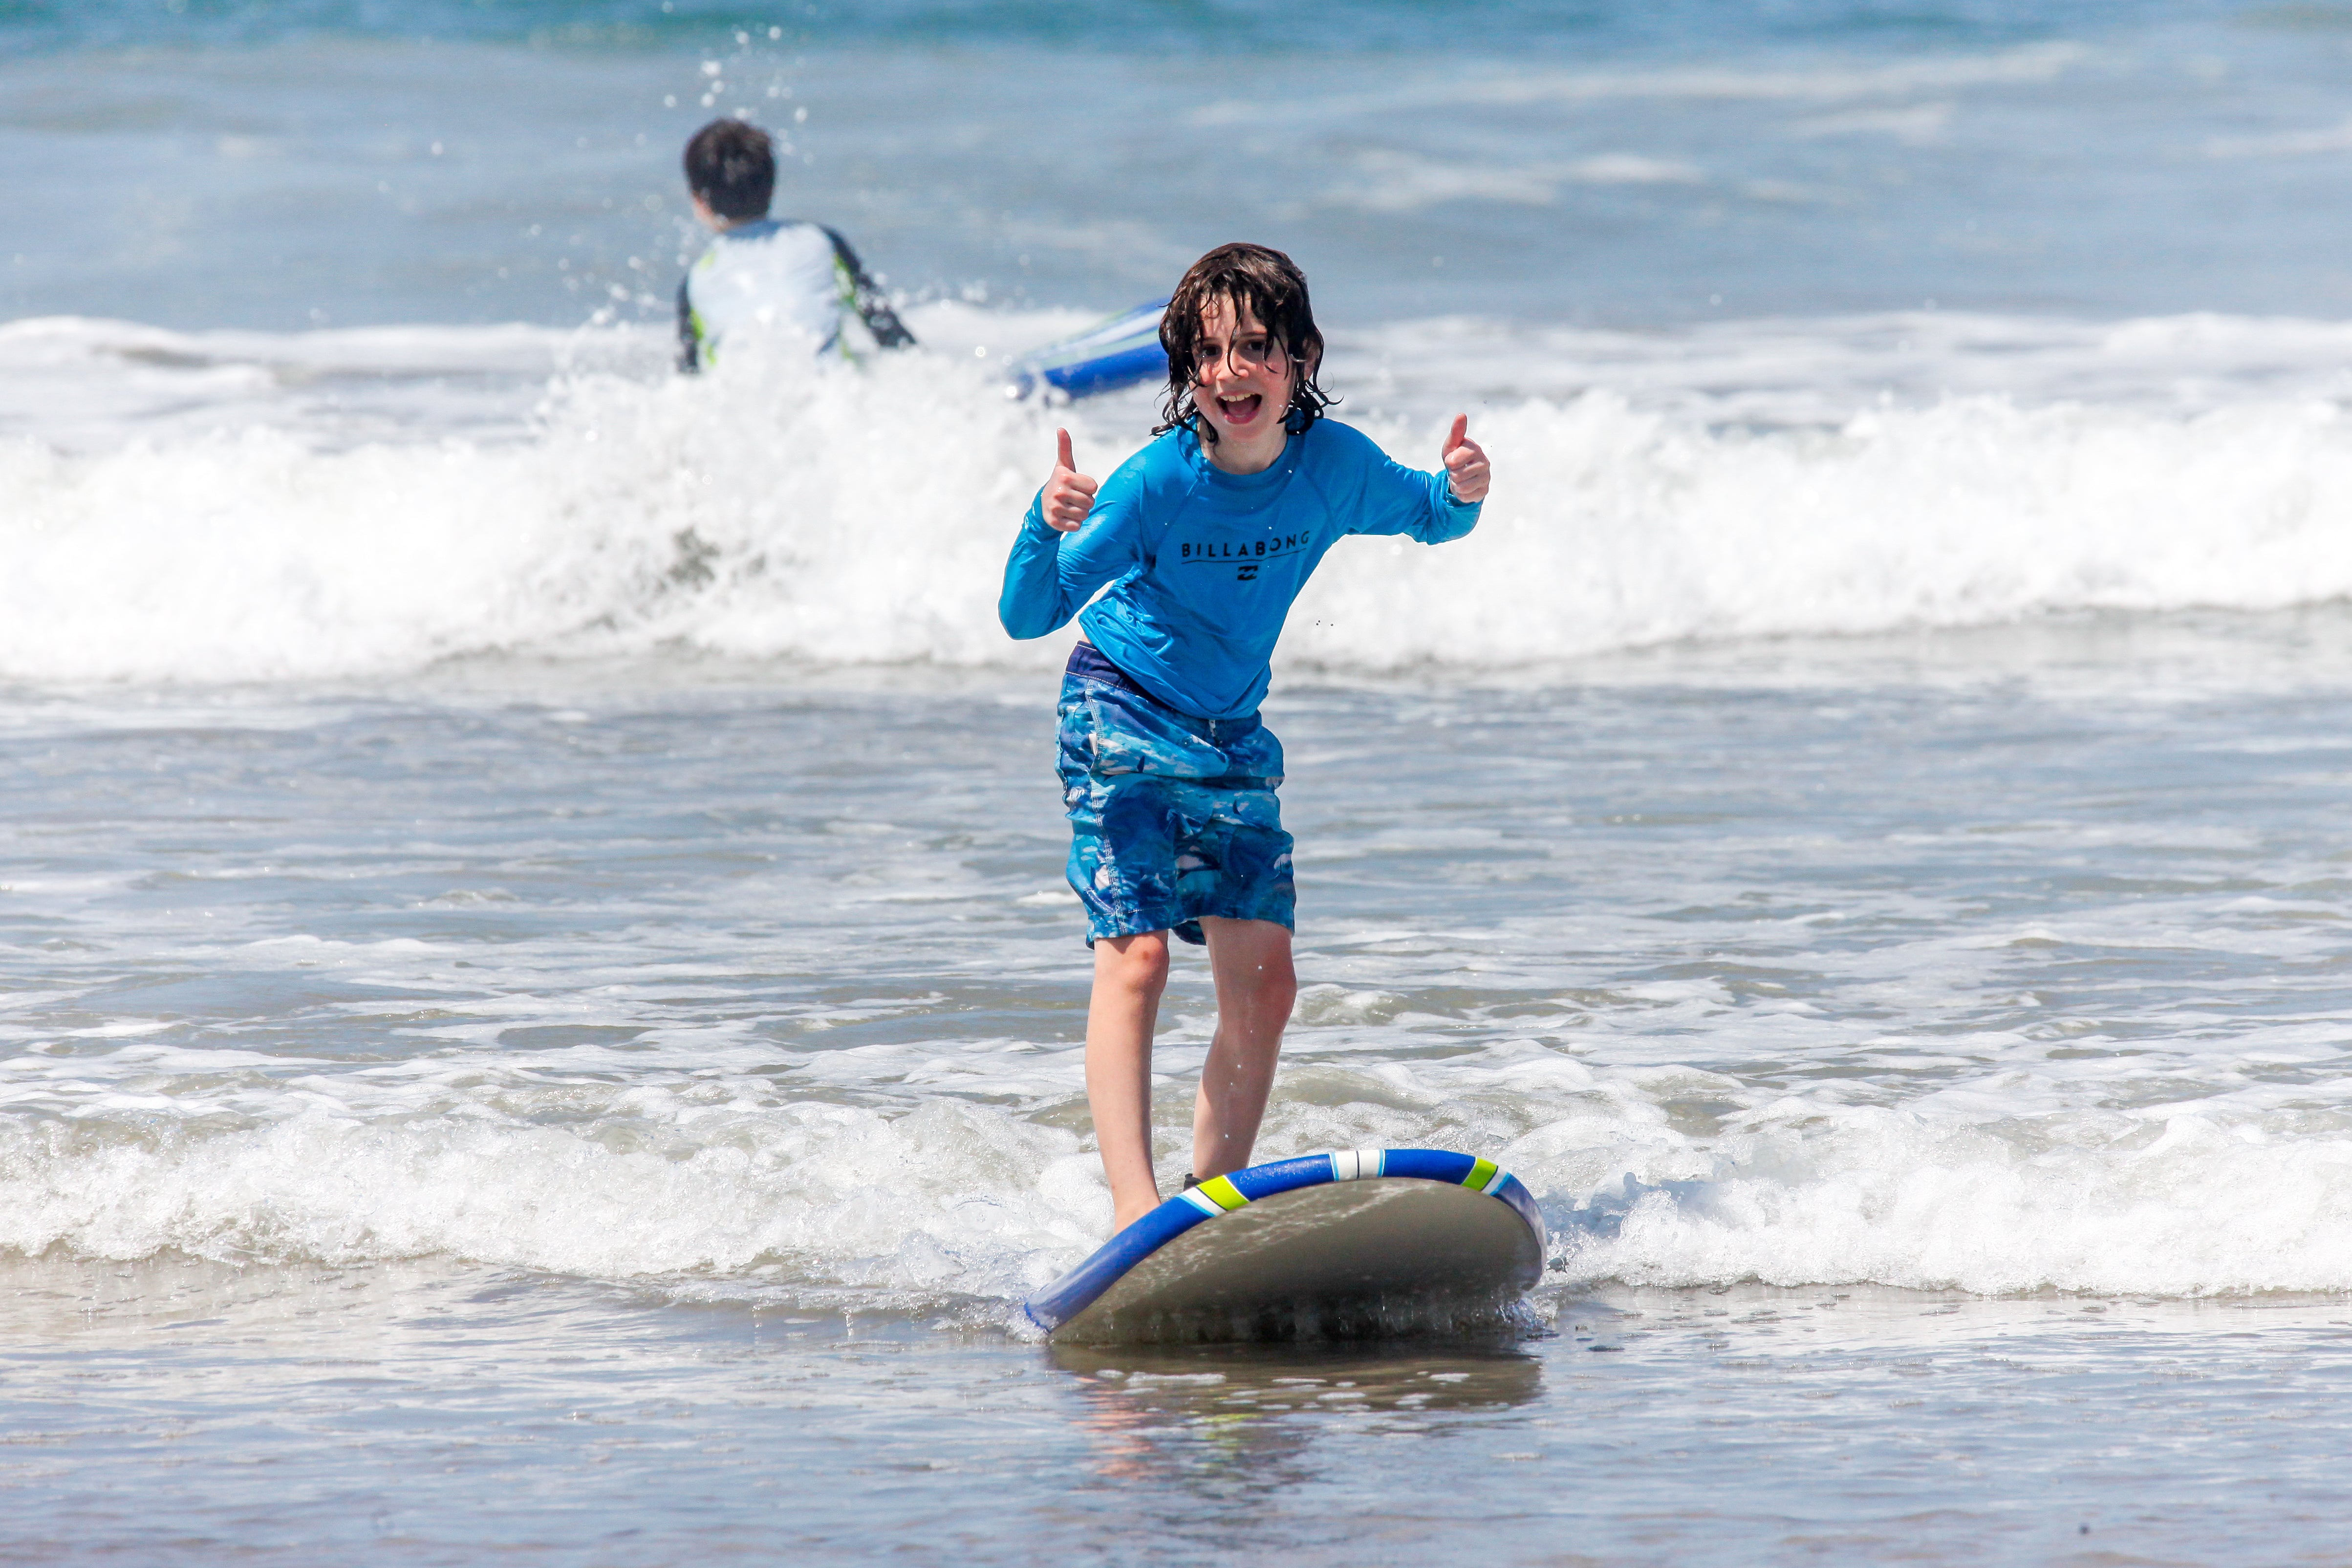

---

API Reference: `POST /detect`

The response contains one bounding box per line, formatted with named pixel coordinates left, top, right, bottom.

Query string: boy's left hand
left=1442, top=414, right=1489, bottom=503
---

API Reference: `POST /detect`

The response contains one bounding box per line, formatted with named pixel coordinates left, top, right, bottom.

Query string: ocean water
left=9, top=1, right=2352, bottom=1562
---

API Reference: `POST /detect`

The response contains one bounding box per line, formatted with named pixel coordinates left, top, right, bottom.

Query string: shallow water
left=10, top=617, right=2352, bottom=1304
left=12, top=1, right=2352, bottom=1559
left=8, top=1256, right=2352, bottom=1564
left=5, top=619, right=2352, bottom=1557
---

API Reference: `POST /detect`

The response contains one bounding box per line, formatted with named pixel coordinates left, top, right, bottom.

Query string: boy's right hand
left=1041, top=429, right=1098, bottom=533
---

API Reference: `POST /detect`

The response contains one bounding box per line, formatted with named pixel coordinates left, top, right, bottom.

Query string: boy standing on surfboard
left=998, top=243, right=1491, bottom=1230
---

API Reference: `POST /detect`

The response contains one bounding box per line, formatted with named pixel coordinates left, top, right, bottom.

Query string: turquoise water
left=3, top=1, right=2258, bottom=54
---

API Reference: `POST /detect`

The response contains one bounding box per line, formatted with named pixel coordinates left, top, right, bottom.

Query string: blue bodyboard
left=1024, top=1148, right=1548, bottom=1344
left=1003, top=299, right=1168, bottom=401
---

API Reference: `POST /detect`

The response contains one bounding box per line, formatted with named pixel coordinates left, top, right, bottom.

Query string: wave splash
left=6, top=1038, right=2349, bottom=1302
left=7, top=313, right=2352, bottom=685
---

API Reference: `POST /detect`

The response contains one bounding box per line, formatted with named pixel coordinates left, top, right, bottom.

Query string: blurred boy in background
left=676, top=117, right=914, bottom=371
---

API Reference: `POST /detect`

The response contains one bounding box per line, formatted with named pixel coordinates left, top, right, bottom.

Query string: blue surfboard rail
left=1003, top=299, right=1169, bottom=401
left=1021, top=1147, right=1547, bottom=1334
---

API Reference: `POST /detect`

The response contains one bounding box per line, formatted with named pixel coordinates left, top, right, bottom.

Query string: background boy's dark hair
left=1155, top=243, right=1334, bottom=444
left=684, top=118, right=775, bottom=221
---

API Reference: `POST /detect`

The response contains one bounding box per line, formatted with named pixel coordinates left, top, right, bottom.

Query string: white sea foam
left=5, top=1024, right=2350, bottom=1300
left=0, top=1099, right=1101, bottom=1300
left=1286, top=391, right=2352, bottom=671
left=0, top=646, right=2342, bottom=1301
left=1191, top=41, right=2090, bottom=125
left=1566, top=1114, right=2352, bottom=1298
left=10, top=308, right=2352, bottom=685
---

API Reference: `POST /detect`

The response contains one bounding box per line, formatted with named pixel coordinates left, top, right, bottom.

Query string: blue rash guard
left=997, top=419, right=1481, bottom=719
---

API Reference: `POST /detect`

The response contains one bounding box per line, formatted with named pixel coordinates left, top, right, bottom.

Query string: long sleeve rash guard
left=998, top=419, right=1481, bottom=719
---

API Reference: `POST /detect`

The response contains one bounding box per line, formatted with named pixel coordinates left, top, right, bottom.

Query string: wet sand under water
left=3, top=1253, right=2349, bottom=1564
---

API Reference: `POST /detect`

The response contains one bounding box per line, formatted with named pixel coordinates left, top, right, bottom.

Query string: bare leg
left=1087, top=931, right=1171, bottom=1230
left=1191, top=917, right=1298, bottom=1181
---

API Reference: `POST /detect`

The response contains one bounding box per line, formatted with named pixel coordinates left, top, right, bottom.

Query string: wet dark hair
left=1155, top=243, right=1333, bottom=445
left=683, top=118, right=775, bottom=222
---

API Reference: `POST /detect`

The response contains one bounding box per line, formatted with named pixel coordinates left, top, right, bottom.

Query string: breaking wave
left=7, top=309, right=2352, bottom=685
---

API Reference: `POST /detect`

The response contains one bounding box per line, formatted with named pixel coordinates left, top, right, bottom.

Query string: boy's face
left=1189, top=295, right=1299, bottom=446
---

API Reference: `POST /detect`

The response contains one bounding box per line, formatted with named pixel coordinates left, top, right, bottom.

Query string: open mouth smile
left=1216, top=392, right=1264, bottom=423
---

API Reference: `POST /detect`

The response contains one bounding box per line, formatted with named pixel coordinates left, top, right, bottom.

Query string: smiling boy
left=998, top=243, right=1491, bottom=1230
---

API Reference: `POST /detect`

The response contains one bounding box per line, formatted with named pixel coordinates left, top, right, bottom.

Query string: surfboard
left=1002, top=299, right=1168, bottom=401
left=1023, top=1148, right=1547, bottom=1345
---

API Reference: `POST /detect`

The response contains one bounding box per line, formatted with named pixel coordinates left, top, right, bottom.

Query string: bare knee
left=1234, top=949, right=1296, bottom=1032
left=1255, top=933, right=1297, bottom=1001
left=1260, top=964, right=1298, bottom=1028
left=1095, top=931, right=1171, bottom=998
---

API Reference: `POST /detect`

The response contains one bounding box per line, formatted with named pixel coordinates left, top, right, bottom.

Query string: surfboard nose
left=1022, top=1147, right=1547, bottom=1344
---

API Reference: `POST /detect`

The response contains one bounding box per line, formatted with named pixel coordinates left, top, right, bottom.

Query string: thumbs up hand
left=1441, top=414, right=1489, bottom=504
left=1042, top=428, right=1099, bottom=533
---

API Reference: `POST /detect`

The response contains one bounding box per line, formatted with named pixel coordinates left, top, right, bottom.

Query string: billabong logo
left=1236, top=563, right=1259, bottom=581
left=1181, top=530, right=1314, bottom=568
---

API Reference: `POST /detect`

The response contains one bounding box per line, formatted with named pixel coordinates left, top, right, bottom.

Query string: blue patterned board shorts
left=1057, top=642, right=1295, bottom=946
